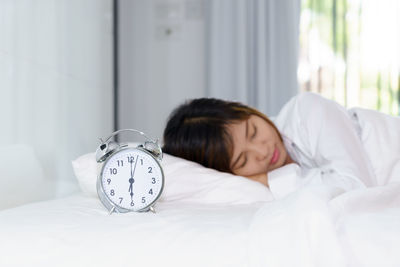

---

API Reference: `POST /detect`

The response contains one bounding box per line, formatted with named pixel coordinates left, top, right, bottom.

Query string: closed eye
left=238, top=155, right=248, bottom=169
left=233, top=151, right=248, bottom=170
left=251, top=124, right=257, bottom=140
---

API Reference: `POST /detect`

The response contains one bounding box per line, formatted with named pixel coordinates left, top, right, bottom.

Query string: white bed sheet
left=0, top=194, right=262, bottom=267
left=1, top=183, right=399, bottom=267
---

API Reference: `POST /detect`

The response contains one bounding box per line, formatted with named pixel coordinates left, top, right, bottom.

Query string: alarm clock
left=95, top=129, right=164, bottom=214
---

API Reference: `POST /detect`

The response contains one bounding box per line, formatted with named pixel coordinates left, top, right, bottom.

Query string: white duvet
left=1, top=182, right=399, bottom=267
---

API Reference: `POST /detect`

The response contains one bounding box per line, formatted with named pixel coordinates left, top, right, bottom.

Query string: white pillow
left=72, top=152, right=274, bottom=204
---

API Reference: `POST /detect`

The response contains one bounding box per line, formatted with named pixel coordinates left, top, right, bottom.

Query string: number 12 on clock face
left=99, top=148, right=164, bottom=212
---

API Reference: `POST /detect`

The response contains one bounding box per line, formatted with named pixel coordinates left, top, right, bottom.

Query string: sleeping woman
left=163, top=92, right=398, bottom=199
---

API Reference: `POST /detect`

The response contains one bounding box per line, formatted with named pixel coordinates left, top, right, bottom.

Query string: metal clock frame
left=96, top=129, right=165, bottom=214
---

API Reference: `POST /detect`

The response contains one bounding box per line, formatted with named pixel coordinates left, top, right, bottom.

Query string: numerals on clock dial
left=100, top=148, right=163, bottom=211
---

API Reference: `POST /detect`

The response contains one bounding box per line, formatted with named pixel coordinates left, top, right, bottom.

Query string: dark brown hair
left=162, top=98, right=281, bottom=173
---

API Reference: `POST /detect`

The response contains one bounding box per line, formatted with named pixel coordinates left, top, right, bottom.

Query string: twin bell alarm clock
left=95, top=129, right=164, bottom=214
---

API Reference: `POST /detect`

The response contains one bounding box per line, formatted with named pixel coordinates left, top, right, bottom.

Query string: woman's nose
left=249, top=143, right=268, bottom=160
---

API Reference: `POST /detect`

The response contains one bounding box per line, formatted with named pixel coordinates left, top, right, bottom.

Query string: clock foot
left=149, top=206, right=156, bottom=213
left=108, top=206, right=116, bottom=215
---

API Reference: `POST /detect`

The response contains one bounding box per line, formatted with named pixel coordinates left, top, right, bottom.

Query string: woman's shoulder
left=290, top=92, right=347, bottom=116
left=275, top=92, right=347, bottom=132
left=278, top=92, right=327, bottom=118
left=273, top=93, right=318, bottom=136
left=294, top=92, right=328, bottom=106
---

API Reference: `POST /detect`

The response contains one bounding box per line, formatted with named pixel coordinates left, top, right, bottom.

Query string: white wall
left=0, top=0, right=113, bottom=197
left=118, top=0, right=205, bottom=141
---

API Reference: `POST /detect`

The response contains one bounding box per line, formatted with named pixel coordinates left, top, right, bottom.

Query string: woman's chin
left=245, top=172, right=268, bottom=186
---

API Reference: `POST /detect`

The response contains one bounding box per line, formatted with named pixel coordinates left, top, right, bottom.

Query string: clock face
left=100, top=147, right=164, bottom=212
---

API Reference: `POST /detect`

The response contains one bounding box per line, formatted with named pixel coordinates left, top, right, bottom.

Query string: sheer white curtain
left=205, top=0, right=301, bottom=116
left=0, top=0, right=113, bottom=197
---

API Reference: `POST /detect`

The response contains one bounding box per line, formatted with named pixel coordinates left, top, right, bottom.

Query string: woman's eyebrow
left=251, top=123, right=257, bottom=138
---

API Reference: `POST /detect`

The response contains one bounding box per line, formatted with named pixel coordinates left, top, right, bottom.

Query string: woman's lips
left=269, top=147, right=280, bottom=165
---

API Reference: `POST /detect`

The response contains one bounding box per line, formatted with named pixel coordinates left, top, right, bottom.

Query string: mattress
left=1, top=182, right=399, bottom=267
left=0, top=193, right=261, bottom=267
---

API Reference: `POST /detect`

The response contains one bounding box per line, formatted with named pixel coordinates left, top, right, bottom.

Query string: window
left=298, top=0, right=400, bottom=115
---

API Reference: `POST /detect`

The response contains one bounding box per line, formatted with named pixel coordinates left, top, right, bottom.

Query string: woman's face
left=227, top=115, right=290, bottom=178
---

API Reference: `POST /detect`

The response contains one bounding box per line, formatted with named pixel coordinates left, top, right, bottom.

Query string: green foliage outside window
left=298, top=0, right=400, bottom=115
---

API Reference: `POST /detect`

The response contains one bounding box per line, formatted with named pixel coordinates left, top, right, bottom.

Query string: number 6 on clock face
left=98, top=147, right=164, bottom=212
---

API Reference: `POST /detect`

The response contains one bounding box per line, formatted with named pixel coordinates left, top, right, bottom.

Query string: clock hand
left=130, top=157, right=134, bottom=178
left=128, top=182, right=134, bottom=200
left=132, top=155, right=139, bottom=177
left=128, top=157, right=135, bottom=200
left=128, top=155, right=139, bottom=201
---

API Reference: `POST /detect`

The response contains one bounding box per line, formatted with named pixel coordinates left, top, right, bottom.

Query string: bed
left=1, top=150, right=400, bottom=267
left=1, top=106, right=400, bottom=267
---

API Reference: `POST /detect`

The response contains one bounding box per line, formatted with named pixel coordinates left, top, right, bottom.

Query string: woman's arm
left=298, top=93, right=376, bottom=187
left=270, top=93, right=376, bottom=199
